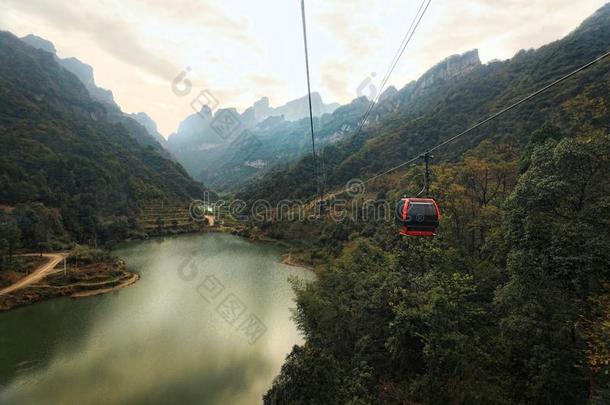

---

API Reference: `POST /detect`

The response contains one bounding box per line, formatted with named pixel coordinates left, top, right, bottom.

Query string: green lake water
left=0, top=233, right=313, bottom=404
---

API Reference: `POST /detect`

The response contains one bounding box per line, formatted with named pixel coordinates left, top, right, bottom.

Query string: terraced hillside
left=137, top=202, right=205, bottom=235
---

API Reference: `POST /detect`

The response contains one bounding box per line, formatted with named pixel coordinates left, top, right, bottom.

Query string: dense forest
left=0, top=31, right=205, bottom=254
left=261, top=130, right=610, bottom=404
left=255, top=5, right=610, bottom=404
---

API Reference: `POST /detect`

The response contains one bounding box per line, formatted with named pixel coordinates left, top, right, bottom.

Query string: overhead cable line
left=353, top=0, right=432, bottom=140
left=300, top=0, right=324, bottom=204
left=376, top=0, right=428, bottom=100
left=363, top=49, right=610, bottom=185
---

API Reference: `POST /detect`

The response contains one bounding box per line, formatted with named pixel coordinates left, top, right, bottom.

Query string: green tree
left=0, top=213, right=21, bottom=265
left=12, top=203, right=67, bottom=249
left=495, top=133, right=610, bottom=403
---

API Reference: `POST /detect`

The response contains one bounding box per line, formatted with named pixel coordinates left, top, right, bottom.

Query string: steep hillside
left=128, top=112, right=168, bottom=147
left=261, top=6, right=610, bottom=403
left=242, top=3, right=610, bottom=204
left=21, top=34, right=117, bottom=107
left=0, top=31, right=205, bottom=244
left=20, top=34, right=168, bottom=151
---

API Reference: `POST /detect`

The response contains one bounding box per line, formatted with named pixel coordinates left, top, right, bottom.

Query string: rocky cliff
left=129, top=112, right=168, bottom=146
left=21, top=34, right=117, bottom=107
left=414, top=49, right=481, bottom=96
left=20, top=34, right=168, bottom=151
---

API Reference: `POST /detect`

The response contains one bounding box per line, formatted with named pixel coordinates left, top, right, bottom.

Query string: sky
left=0, top=0, right=606, bottom=136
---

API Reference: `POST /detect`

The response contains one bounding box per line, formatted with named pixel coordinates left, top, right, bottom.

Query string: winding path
left=0, top=253, right=68, bottom=296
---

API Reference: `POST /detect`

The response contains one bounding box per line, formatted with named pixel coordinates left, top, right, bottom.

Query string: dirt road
left=0, top=253, right=68, bottom=296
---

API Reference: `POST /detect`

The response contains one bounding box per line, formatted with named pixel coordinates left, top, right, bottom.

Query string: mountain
left=18, top=33, right=55, bottom=54
left=412, top=49, right=481, bottom=97
left=0, top=31, right=205, bottom=244
left=59, top=57, right=116, bottom=106
left=167, top=93, right=344, bottom=191
left=168, top=92, right=339, bottom=148
left=21, top=34, right=117, bottom=107
left=165, top=50, right=483, bottom=194
left=241, top=3, right=610, bottom=204
left=20, top=34, right=166, bottom=151
left=128, top=112, right=168, bottom=147
left=246, top=93, right=340, bottom=122
left=259, top=6, right=610, bottom=404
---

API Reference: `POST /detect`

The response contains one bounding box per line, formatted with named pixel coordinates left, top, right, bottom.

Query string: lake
left=0, top=233, right=313, bottom=404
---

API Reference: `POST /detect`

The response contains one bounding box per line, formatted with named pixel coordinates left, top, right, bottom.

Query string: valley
left=0, top=2, right=609, bottom=404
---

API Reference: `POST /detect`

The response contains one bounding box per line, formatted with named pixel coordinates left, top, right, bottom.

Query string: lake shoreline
left=0, top=229, right=313, bottom=312
left=0, top=259, right=140, bottom=312
left=280, top=252, right=314, bottom=270
left=241, top=233, right=316, bottom=272
left=122, top=228, right=317, bottom=272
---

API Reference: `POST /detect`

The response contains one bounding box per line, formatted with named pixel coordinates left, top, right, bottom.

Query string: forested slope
left=243, top=3, right=610, bottom=204
left=263, top=121, right=610, bottom=405
left=0, top=31, right=204, bottom=247
left=260, top=4, right=610, bottom=404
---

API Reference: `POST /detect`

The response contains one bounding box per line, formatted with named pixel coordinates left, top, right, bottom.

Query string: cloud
left=4, top=0, right=180, bottom=81
left=132, top=0, right=253, bottom=44
left=320, top=60, right=355, bottom=102
left=246, top=74, right=286, bottom=89
left=384, top=0, right=607, bottom=86
left=316, top=2, right=381, bottom=57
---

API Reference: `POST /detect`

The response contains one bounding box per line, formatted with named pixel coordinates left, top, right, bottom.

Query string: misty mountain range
left=19, top=33, right=343, bottom=190
left=9, top=2, right=610, bottom=200
left=241, top=3, right=610, bottom=203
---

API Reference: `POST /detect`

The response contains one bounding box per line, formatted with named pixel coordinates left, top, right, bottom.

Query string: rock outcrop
left=414, top=49, right=481, bottom=96
left=21, top=34, right=117, bottom=107
left=129, top=112, right=168, bottom=146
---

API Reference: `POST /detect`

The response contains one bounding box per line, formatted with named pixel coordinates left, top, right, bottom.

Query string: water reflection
left=0, top=233, right=313, bottom=404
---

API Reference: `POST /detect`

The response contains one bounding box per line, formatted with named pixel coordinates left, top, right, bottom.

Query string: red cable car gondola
left=396, top=152, right=440, bottom=237
left=396, top=197, right=440, bottom=236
